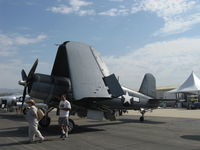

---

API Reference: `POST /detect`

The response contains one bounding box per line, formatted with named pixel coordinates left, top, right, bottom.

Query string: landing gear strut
left=38, top=107, right=76, bottom=133
left=39, top=107, right=53, bottom=128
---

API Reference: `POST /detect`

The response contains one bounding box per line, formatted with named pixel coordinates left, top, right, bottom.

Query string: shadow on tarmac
left=0, top=118, right=164, bottom=136
left=181, top=135, right=200, bottom=141
left=0, top=113, right=25, bottom=122
left=71, top=118, right=165, bottom=134
left=0, top=113, right=165, bottom=136
left=117, top=118, right=165, bottom=124
left=0, top=124, right=104, bottom=147
left=43, top=124, right=105, bottom=135
left=85, top=118, right=165, bottom=127
left=0, top=126, right=27, bottom=138
left=0, top=112, right=166, bottom=147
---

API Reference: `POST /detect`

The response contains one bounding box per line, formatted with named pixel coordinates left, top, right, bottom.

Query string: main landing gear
left=39, top=107, right=53, bottom=128
left=38, top=107, right=75, bottom=133
left=39, top=117, right=75, bottom=133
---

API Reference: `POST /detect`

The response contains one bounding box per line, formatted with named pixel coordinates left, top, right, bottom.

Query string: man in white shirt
left=58, top=95, right=71, bottom=139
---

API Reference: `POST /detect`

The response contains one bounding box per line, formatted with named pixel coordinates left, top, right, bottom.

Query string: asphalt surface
left=0, top=110, right=200, bottom=150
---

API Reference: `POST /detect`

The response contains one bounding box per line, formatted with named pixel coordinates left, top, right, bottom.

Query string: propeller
left=21, top=69, right=27, bottom=81
left=18, top=59, right=38, bottom=107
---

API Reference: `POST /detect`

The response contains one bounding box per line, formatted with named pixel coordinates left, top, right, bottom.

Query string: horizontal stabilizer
left=147, top=99, right=160, bottom=108
left=148, top=99, right=159, bottom=105
left=103, top=74, right=125, bottom=98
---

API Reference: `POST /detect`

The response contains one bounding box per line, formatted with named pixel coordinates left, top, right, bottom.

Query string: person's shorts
left=58, top=117, right=69, bottom=126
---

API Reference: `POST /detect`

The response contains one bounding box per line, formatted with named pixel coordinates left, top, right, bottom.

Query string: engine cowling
left=28, top=73, right=71, bottom=102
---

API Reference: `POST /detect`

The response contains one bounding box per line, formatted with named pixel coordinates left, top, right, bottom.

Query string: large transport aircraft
left=18, top=41, right=159, bottom=132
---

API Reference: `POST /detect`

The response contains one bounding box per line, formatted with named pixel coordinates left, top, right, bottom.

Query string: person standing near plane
left=26, top=100, right=44, bottom=143
left=58, top=94, right=71, bottom=139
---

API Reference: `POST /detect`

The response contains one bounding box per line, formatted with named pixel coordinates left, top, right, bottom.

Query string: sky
left=1, top=0, right=200, bottom=90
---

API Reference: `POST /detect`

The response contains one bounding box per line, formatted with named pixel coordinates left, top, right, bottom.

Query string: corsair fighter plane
left=18, top=41, right=159, bottom=132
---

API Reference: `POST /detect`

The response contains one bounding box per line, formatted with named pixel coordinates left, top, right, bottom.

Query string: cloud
left=131, top=0, right=195, bottom=16
left=0, top=33, right=47, bottom=56
left=0, top=59, right=52, bottom=89
left=109, top=0, right=124, bottom=2
left=103, top=37, right=200, bottom=89
left=90, top=0, right=200, bottom=35
left=131, top=0, right=200, bottom=35
left=47, top=0, right=200, bottom=34
left=0, top=60, right=23, bottom=89
left=156, top=13, right=200, bottom=35
left=0, top=33, right=48, bottom=88
left=47, top=0, right=95, bottom=16
left=48, top=4, right=73, bottom=14
left=0, top=34, right=16, bottom=56
left=97, top=0, right=200, bottom=35
left=69, top=0, right=92, bottom=9
left=14, top=34, right=47, bottom=45
left=99, top=8, right=129, bottom=16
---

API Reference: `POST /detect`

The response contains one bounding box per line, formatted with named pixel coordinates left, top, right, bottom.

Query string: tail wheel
left=68, top=118, right=75, bottom=133
left=140, top=116, right=144, bottom=122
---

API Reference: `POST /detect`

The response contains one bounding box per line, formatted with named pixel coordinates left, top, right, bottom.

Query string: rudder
left=139, top=73, right=156, bottom=98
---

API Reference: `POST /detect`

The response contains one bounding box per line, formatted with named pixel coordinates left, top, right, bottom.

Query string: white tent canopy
left=169, top=72, right=200, bottom=94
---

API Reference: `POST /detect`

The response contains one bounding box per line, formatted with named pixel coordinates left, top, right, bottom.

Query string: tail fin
left=139, top=73, right=156, bottom=98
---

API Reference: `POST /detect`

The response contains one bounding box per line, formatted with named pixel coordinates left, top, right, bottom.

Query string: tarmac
left=0, top=108, right=200, bottom=150
left=127, top=108, right=200, bottom=119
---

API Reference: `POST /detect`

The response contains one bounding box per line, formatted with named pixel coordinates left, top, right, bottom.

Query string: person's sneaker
left=27, top=140, right=36, bottom=144
left=39, top=137, right=45, bottom=143
left=60, top=133, right=65, bottom=138
left=65, top=133, right=69, bottom=138
left=62, top=133, right=69, bottom=140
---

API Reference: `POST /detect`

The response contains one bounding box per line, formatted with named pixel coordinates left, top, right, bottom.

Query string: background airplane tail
left=139, top=73, right=156, bottom=98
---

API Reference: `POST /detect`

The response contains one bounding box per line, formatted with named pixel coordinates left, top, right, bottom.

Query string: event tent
left=169, top=72, right=200, bottom=94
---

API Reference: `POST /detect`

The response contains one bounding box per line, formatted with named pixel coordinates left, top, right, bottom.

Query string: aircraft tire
left=68, top=118, right=75, bottom=133
left=140, top=116, right=144, bottom=122
left=39, top=116, right=51, bottom=128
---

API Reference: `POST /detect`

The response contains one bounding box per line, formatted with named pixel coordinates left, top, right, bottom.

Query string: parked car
left=191, top=102, right=200, bottom=109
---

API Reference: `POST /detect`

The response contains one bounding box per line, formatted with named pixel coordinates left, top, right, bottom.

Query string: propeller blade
left=21, top=69, right=28, bottom=81
left=27, top=59, right=38, bottom=81
left=21, top=86, right=27, bottom=107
